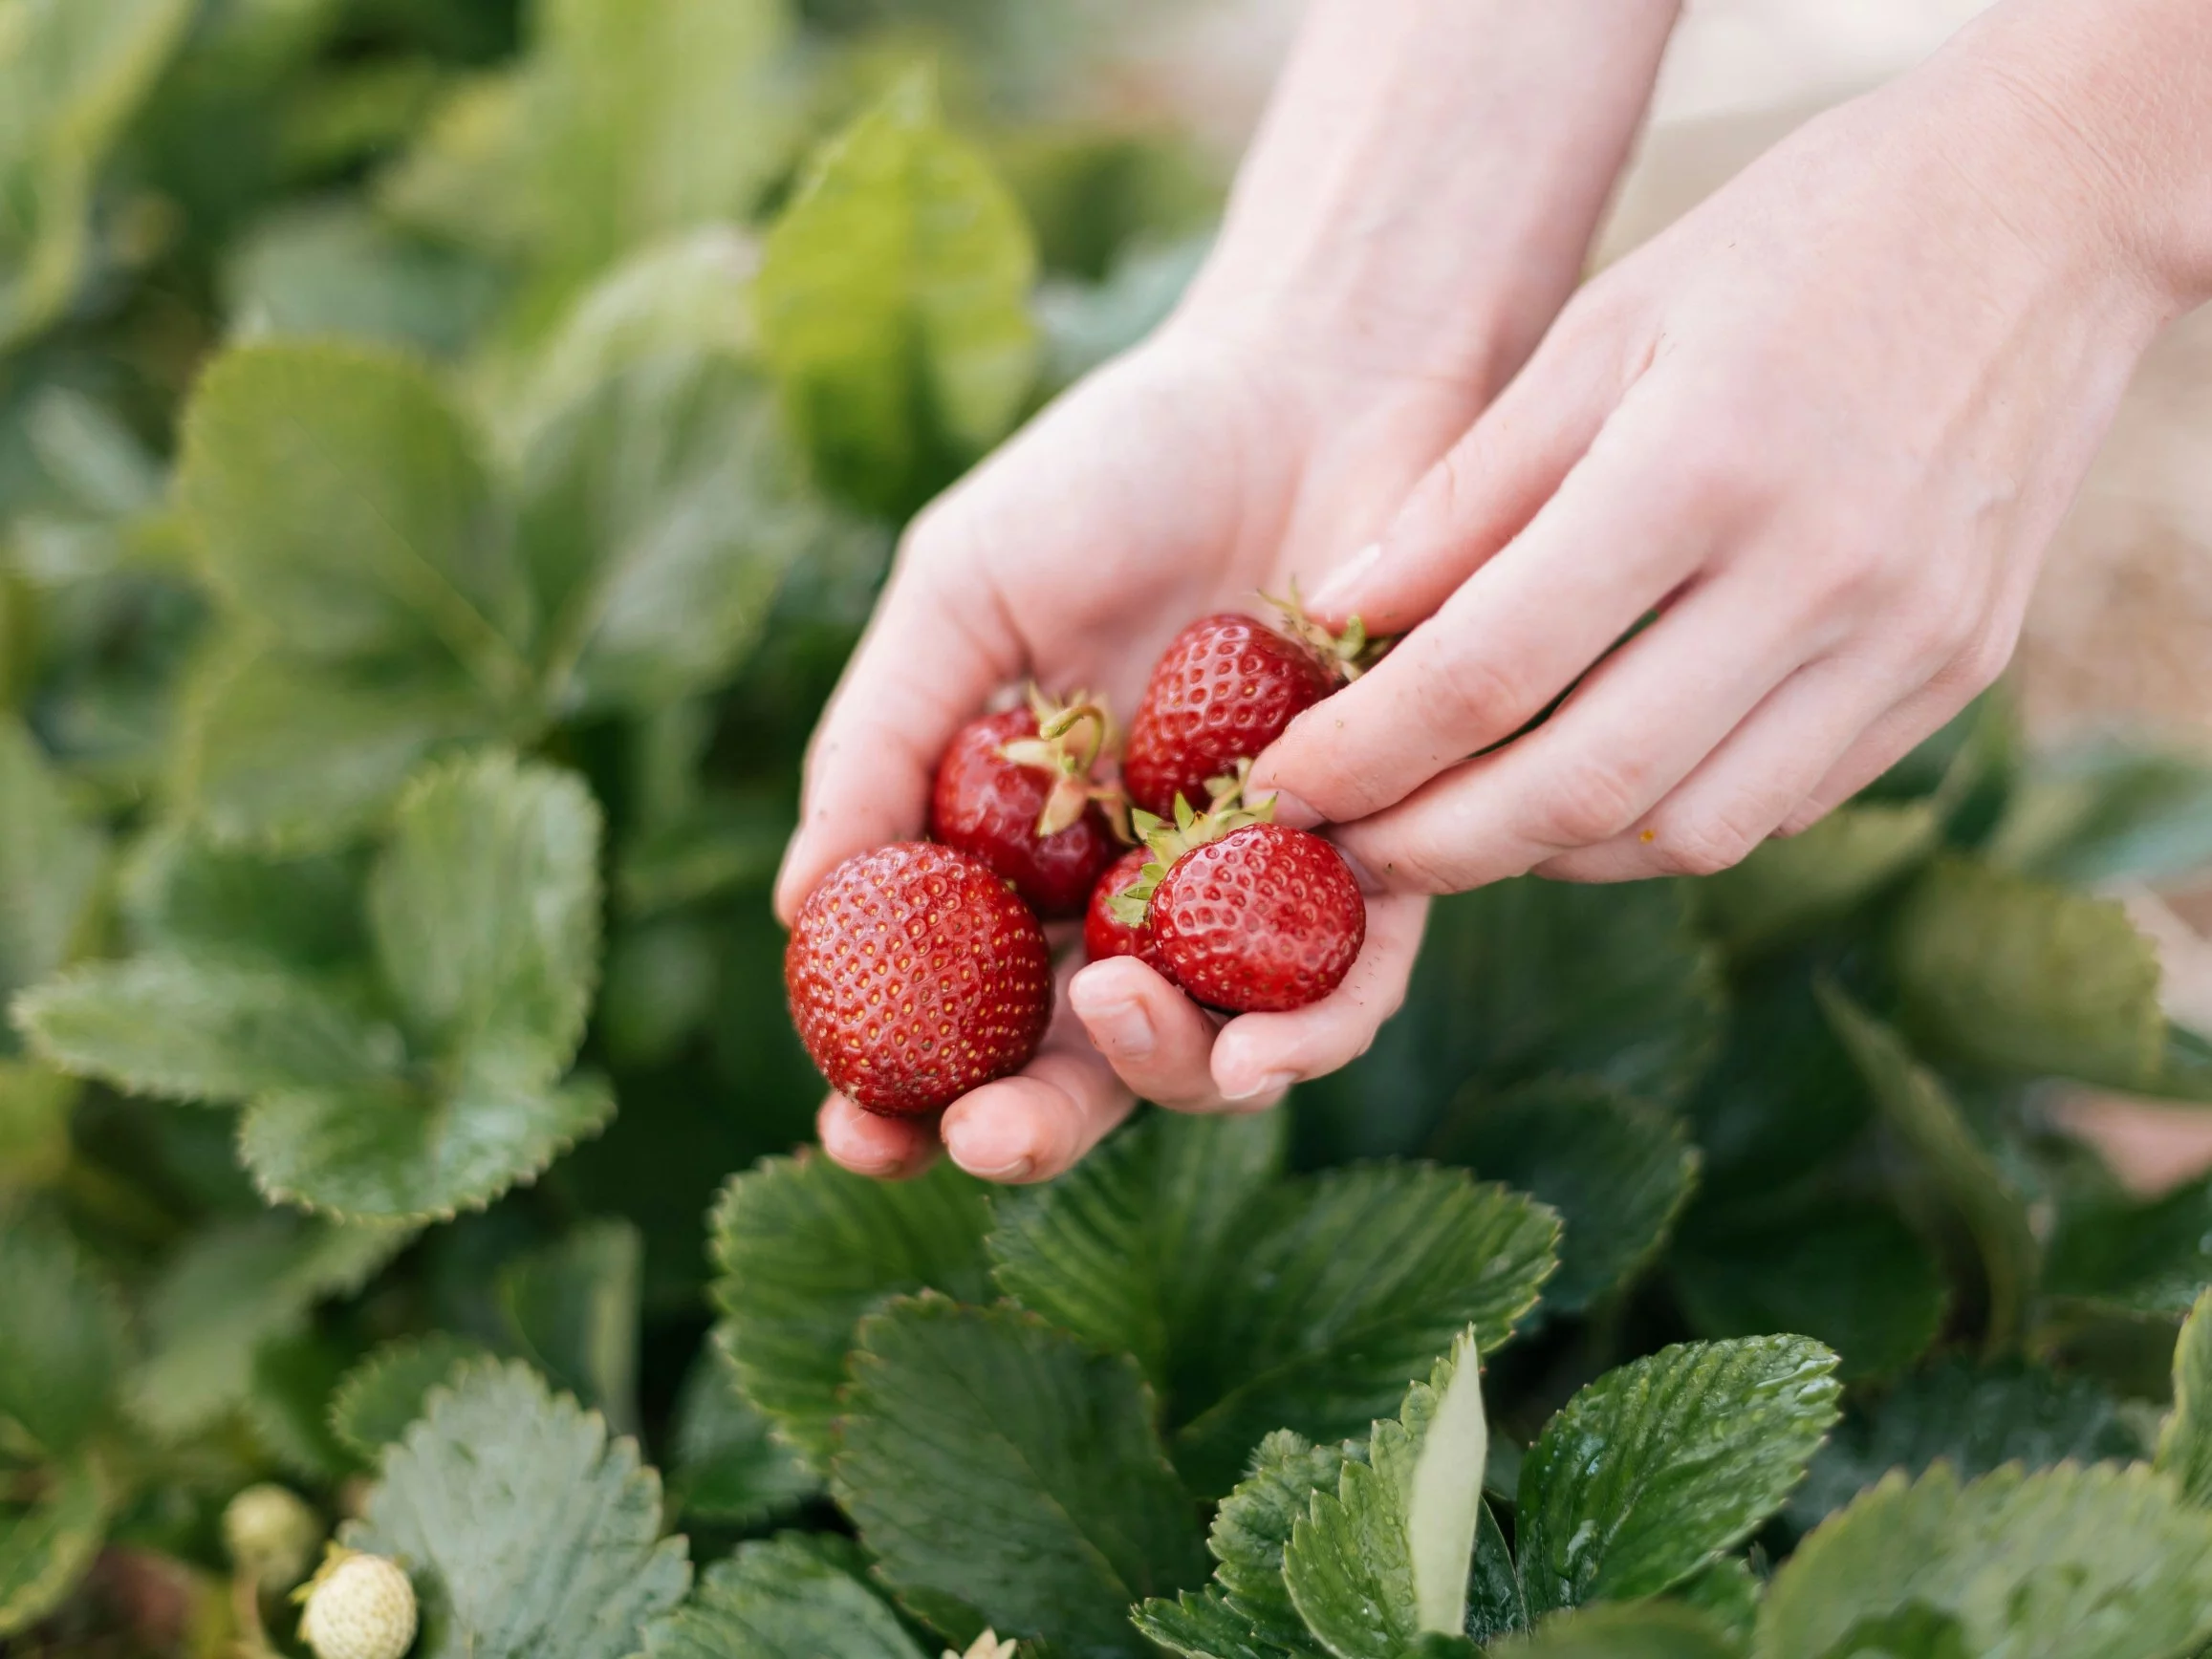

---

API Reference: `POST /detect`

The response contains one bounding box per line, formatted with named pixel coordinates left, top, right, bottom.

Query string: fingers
left=938, top=954, right=1137, bottom=1183
left=1208, top=892, right=1428, bottom=1097
left=1310, top=308, right=1637, bottom=636
left=818, top=1095, right=940, bottom=1180
left=1780, top=643, right=2014, bottom=834
left=1252, top=394, right=1720, bottom=829
left=1069, top=957, right=1248, bottom=1111
left=1329, top=562, right=1837, bottom=894
left=1532, top=654, right=1905, bottom=882
left=773, top=520, right=1022, bottom=924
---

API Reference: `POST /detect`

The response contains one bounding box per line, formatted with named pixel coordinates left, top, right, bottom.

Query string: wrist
left=1166, top=0, right=1680, bottom=392
left=1937, top=0, right=2212, bottom=319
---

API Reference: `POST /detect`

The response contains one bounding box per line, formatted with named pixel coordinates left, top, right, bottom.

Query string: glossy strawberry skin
left=1122, top=614, right=1336, bottom=816
left=1151, top=823, right=1365, bottom=1012
left=929, top=708, right=1117, bottom=917
left=786, top=843, right=1052, bottom=1116
left=1083, top=848, right=1176, bottom=979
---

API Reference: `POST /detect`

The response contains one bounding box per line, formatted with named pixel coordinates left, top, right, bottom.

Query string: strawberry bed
left=9, top=2, right=2212, bottom=1656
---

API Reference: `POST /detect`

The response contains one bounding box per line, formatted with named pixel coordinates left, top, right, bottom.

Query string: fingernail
left=1222, top=1068, right=1297, bottom=1103
left=1070, top=986, right=1155, bottom=1061
left=1266, top=790, right=1322, bottom=830
left=1310, top=543, right=1381, bottom=614
left=944, top=1119, right=1036, bottom=1181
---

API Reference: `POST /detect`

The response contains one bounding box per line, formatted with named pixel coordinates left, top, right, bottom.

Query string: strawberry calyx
left=1263, top=577, right=1387, bottom=682
left=1105, top=765, right=1275, bottom=929
left=996, top=684, right=1130, bottom=839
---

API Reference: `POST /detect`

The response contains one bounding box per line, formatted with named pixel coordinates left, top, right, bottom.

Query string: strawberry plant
left=8, top=1, right=2212, bottom=1656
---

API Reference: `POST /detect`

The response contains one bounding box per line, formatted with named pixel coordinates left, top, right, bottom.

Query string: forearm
left=1944, top=0, right=2212, bottom=316
left=1174, top=0, right=1681, bottom=386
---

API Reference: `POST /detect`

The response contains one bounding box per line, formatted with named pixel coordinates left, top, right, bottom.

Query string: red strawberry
left=1154, top=823, right=1365, bottom=1012
left=929, top=690, right=1123, bottom=917
left=1102, top=787, right=1364, bottom=1011
left=786, top=842, right=1052, bottom=1116
left=1083, top=848, right=1174, bottom=978
left=1122, top=597, right=1376, bottom=817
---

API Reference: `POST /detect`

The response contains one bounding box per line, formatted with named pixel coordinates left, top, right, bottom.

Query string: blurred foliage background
left=8, top=2, right=2212, bottom=1655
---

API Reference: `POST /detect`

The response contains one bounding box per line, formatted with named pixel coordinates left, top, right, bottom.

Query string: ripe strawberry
left=929, top=689, right=1123, bottom=917
left=786, top=842, right=1052, bottom=1115
left=1109, top=793, right=1364, bottom=1011
left=1122, top=596, right=1376, bottom=817
left=1083, top=848, right=1174, bottom=978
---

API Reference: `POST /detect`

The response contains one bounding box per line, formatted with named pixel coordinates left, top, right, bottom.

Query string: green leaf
left=1281, top=1330, right=1490, bottom=1656
left=1988, top=740, right=2212, bottom=889
left=0, top=1061, right=75, bottom=1186
left=370, top=751, right=602, bottom=1083
left=2158, top=1289, right=2212, bottom=1508
left=1170, top=1165, right=1557, bottom=1497
left=1694, top=801, right=1940, bottom=958
left=16, top=954, right=395, bottom=1104
left=1517, top=1337, right=1841, bottom=1617
left=0, top=0, right=194, bottom=351
left=329, top=1332, right=495, bottom=1461
left=989, top=1109, right=1286, bottom=1389
left=497, top=1218, right=640, bottom=1434
left=668, top=1341, right=819, bottom=1526
left=516, top=354, right=842, bottom=714
left=1312, top=878, right=1723, bottom=1160
left=636, top=1535, right=929, bottom=1659
left=0, top=716, right=107, bottom=1007
left=119, top=827, right=366, bottom=972
left=756, top=71, right=1039, bottom=514
left=1503, top=1605, right=1742, bottom=1659
left=1788, top=1359, right=2141, bottom=1534
left=352, top=1359, right=690, bottom=1659
left=1435, top=1077, right=1697, bottom=1315
left=1890, top=859, right=2165, bottom=1089
left=1135, top=1588, right=1306, bottom=1659
left=238, top=1068, right=618, bottom=1222
left=383, top=0, right=794, bottom=285
left=0, top=1217, right=127, bottom=1453
left=706, top=1154, right=994, bottom=1470
left=1466, top=1501, right=1529, bottom=1642
left=129, top=1212, right=410, bottom=1437
left=1819, top=987, right=2039, bottom=1350
left=177, top=342, right=529, bottom=684
left=504, top=227, right=759, bottom=446
left=224, top=202, right=500, bottom=358
left=1669, top=1202, right=1945, bottom=1382
left=0, top=1454, right=109, bottom=1639
left=245, top=1329, right=358, bottom=1479
left=174, top=645, right=505, bottom=849
left=833, top=1297, right=1206, bottom=1659
left=1757, top=1462, right=2212, bottom=1659
left=2046, top=1171, right=2212, bottom=1317
left=1203, top=1431, right=1351, bottom=1656
left=1678, top=971, right=1872, bottom=1205
left=1671, top=1559, right=1760, bottom=1647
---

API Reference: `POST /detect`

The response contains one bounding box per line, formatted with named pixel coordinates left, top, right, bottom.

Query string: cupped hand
left=775, top=331, right=1483, bottom=1182
left=1250, top=49, right=2178, bottom=894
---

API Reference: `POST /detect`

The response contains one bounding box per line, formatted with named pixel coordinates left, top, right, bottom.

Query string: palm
left=955, top=336, right=1483, bottom=722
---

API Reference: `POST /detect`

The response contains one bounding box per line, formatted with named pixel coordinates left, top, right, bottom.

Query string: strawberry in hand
left=1121, top=594, right=1377, bottom=819
left=928, top=687, right=1125, bottom=918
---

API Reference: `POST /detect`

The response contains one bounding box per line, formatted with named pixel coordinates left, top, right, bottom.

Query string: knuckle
left=1533, top=761, right=1648, bottom=850
left=1426, top=639, right=1536, bottom=743
left=1642, top=811, right=1761, bottom=877
left=1940, top=626, right=2015, bottom=697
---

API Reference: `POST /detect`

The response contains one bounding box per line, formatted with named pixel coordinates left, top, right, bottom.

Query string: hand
left=773, top=332, right=1472, bottom=1181
left=1252, top=42, right=2181, bottom=895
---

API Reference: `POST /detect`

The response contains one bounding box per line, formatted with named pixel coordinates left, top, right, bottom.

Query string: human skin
left=776, top=0, right=2212, bottom=1182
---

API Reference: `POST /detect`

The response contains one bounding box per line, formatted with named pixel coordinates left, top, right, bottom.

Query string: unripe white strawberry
left=944, top=1632, right=1017, bottom=1659
left=297, top=1547, right=417, bottom=1659
left=222, top=1482, right=322, bottom=1591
